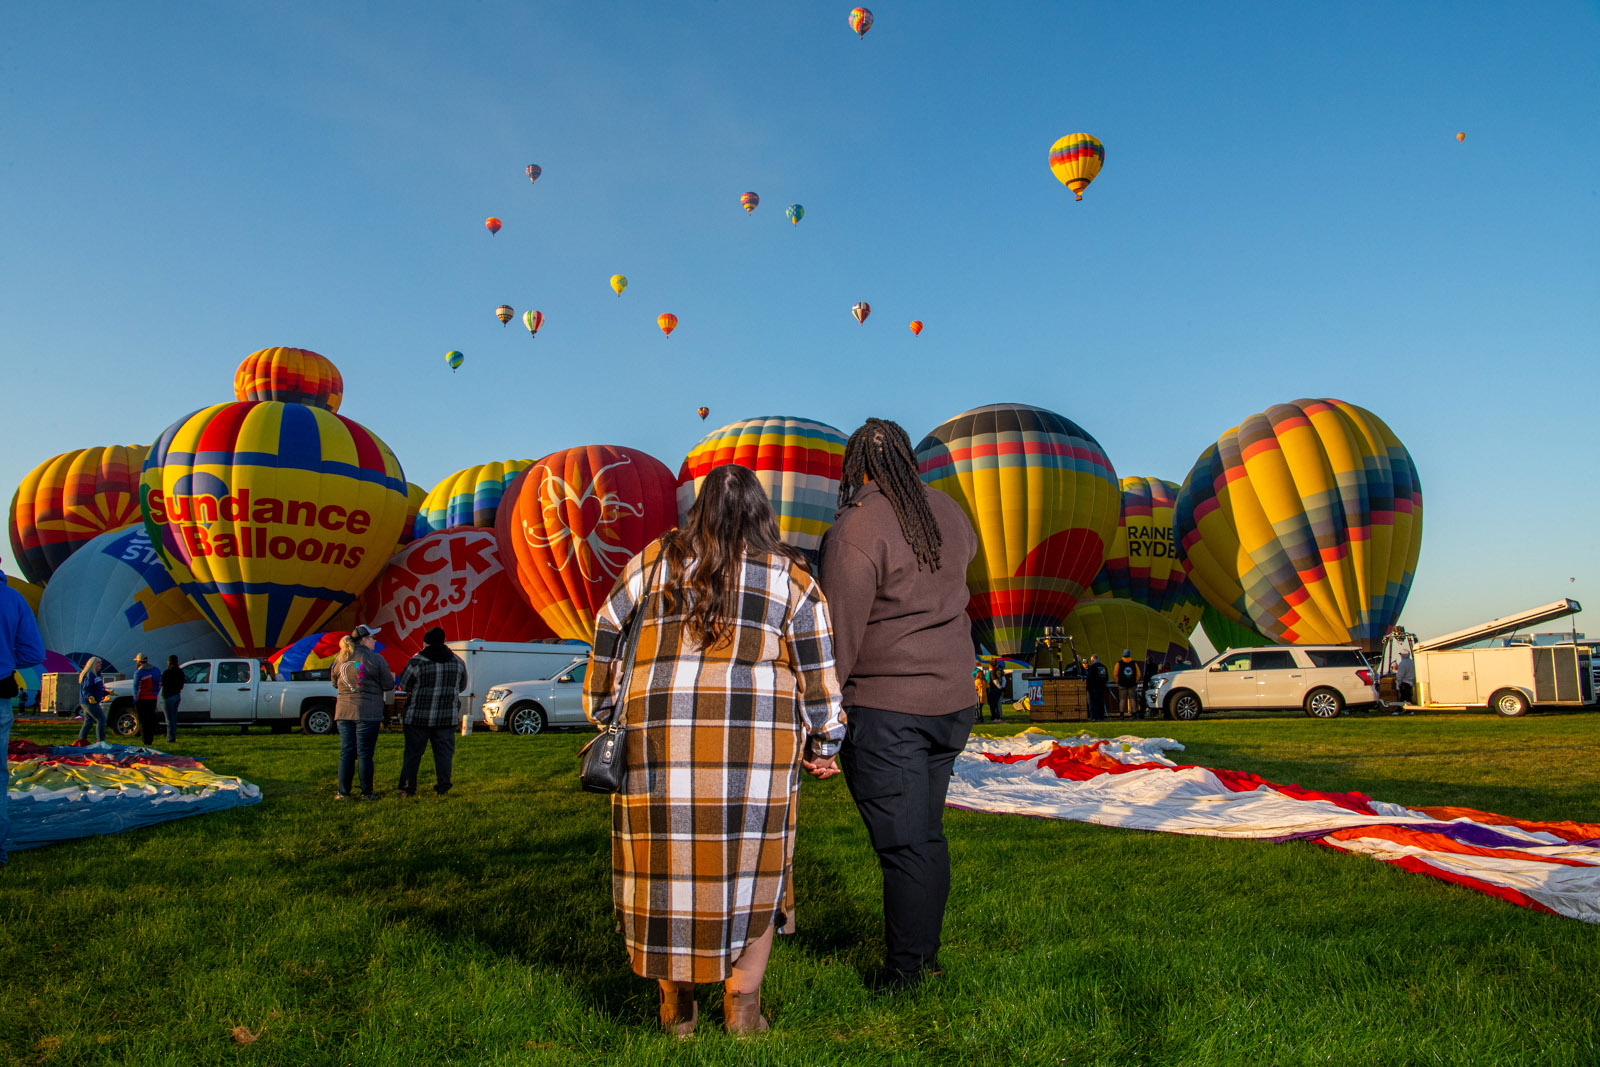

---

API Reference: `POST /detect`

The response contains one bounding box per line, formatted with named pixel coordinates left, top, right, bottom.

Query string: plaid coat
left=584, top=540, right=845, bottom=983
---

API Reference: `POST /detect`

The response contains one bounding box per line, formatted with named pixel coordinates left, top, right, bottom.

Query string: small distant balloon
left=1456, top=132, right=1466, bottom=143
left=697, top=406, right=710, bottom=421
left=446, top=350, right=464, bottom=372
left=740, top=192, right=760, bottom=214
left=610, top=274, right=628, bottom=296
left=495, top=305, right=514, bottom=326
left=522, top=309, right=544, bottom=339
left=1048, top=133, right=1105, bottom=201
left=658, top=312, right=678, bottom=337
left=526, top=163, right=543, bottom=182
left=852, top=302, right=871, bottom=324
left=909, top=320, right=924, bottom=335
left=849, top=7, right=873, bottom=38
left=485, top=217, right=502, bottom=235
left=786, top=204, right=804, bottom=226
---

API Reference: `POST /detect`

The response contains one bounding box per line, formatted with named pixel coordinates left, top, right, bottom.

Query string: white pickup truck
left=103, top=658, right=340, bottom=736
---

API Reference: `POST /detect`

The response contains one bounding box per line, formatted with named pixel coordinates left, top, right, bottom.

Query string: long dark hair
left=840, top=418, right=943, bottom=570
left=662, top=464, right=802, bottom=647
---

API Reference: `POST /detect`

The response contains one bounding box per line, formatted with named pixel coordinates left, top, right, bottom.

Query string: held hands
left=802, top=739, right=841, bottom=781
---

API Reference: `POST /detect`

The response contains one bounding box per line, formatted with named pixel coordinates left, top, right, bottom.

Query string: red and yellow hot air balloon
left=494, top=445, right=678, bottom=642
left=1090, top=476, right=1206, bottom=637
left=140, top=401, right=410, bottom=655
left=1048, top=133, right=1105, bottom=201
left=909, top=320, right=924, bottom=335
left=740, top=192, right=760, bottom=214
left=658, top=313, right=678, bottom=337
left=697, top=407, right=710, bottom=421
left=8, top=444, right=149, bottom=585
left=852, top=302, right=871, bottom=324
left=485, top=217, right=502, bottom=235
left=848, top=7, right=873, bottom=37
left=233, top=348, right=344, bottom=412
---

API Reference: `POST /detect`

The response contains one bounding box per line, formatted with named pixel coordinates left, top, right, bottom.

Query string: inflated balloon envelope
left=1090, top=476, right=1205, bottom=638
left=8, top=443, right=149, bottom=585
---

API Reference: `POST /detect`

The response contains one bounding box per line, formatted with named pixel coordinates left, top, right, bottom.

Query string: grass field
left=3, top=711, right=1598, bottom=1066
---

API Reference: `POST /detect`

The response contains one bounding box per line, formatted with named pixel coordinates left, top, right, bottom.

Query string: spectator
left=131, top=653, right=162, bottom=745
left=1, top=562, right=47, bottom=868
left=1085, top=654, right=1110, bottom=722
left=76, top=657, right=109, bottom=743
left=1114, top=650, right=1141, bottom=719
left=396, top=627, right=468, bottom=797
left=160, top=655, right=184, bottom=743
left=985, top=662, right=1007, bottom=723
left=331, top=625, right=395, bottom=800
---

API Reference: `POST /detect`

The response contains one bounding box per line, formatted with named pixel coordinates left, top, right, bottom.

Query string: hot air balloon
left=413, top=459, right=534, bottom=540
left=786, top=204, right=804, bottom=225
left=697, top=407, right=710, bottom=421
left=677, top=416, right=848, bottom=558
left=658, top=312, right=678, bottom=337
left=496, top=305, right=515, bottom=326
left=851, top=302, right=871, bottom=324
left=1048, top=133, right=1105, bottom=201
left=5, top=574, right=43, bottom=615
left=526, top=163, right=543, bottom=182
left=849, top=6, right=874, bottom=37
left=36, top=525, right=232, bottom=674
left=232, top=348, right=344, bottom=412
left=1200, top=603, right=1271, bottom=653
left=8, top=444, right=149, bottom=585
left=740, top=192, right=760, bottom=214
left=610, top=274, right=628, bottom=296
left=140, top=401, right=410, bottom=655
left=916, top=403, right=1121, bottom=656
left=446, top=350, right=464, bottom=372
left=494, top=445, right=678, bottom=643
left=522, top=309, right=544, bottom=339
left=268, top=630, right=409, bottom=679
left=357, top=528, right=556, bottom=659
left=397, top=482, right=428, bottom=547
left=1456, top=132, right=1466, bottom=143
left=909, top=320, right=924, bottom=335
left=1089, top=476, right=1206, bottom=637
left=1064, top=598, right=1200, bottom=674
left=485, top=217, right=502, bottom=235
left=1173, top=398, right=1423, bottom=652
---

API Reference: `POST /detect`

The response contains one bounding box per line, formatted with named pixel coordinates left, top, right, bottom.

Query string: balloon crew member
left=76, top=657, right=109, bottom=743
left=131, top=653, right=163, bottom=745
left=331, top=624, right=395, bottom=800
left=1114, top=650, right=1141, bottom=719
left=160, top=655, right=184, bottom=743
left=395, top=627, right=468, bottom=797
left=0, top=561, right=46, bottom=869
left=819, top=418, right=980, bottom=989
left=1394, top=650, right=1416, bottom=706
left=1084, top=654, right=1110, bottom=722
left=985, top=662, right=1007, bottom=723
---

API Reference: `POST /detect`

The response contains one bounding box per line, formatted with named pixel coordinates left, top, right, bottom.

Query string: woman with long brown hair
left=584, top=463, right=844, bottom=1037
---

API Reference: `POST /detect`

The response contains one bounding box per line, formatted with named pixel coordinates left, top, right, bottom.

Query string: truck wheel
left=111, top=704, right=139, bottom=737
left=508, top=703, right=547, bottom=736
left=1490, top=689, right=1529, bottom=717
left=1167, top=690, right=1202, bottom=721
left=1304, top=687, right=1344, bottom=719
left=301, top=705, right=335, bottom=735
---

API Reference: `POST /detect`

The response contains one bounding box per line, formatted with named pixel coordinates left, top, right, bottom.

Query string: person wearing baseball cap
left=331, top=624, right=395, bottom=800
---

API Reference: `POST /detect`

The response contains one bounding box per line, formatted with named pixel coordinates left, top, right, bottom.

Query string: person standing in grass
left=160, top=655, right=184, bottom=743
left=395, top=627, right=467, bottom=797
left=985, top=662, right=1008, bottom=723
left=1, top=562, right=47, bottom=869
left=131, top=653, right=162, bottom=745
left=818, top=418, right=979, bottom=990
left=585, top=464, right=845, bottom=1038
left=76, top=657, right=109, bottom=743
left=1114, top=650, right=1141, bottom=719
left=1085, top=654, right=1110, bottom=721
left=331, top=624, right=394, bottom=801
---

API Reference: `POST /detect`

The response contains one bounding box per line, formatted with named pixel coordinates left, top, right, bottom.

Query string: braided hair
left=839, top=418, right=943, bottom=570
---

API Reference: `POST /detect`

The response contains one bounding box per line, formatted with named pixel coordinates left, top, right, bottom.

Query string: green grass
left=3, top=711, right=1598, bottom=1066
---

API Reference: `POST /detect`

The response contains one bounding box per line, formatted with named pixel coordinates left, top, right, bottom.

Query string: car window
left=183, top=662, right=211, bottom=684
left=562, top=662, right=588, bottom=685
left=217, top=661, right=252, bottom=684
left=1251, top=650, right=1297, bottom=670
left=1304, top=649, right=1368, bottom=668
left=1216, top=653, right=1252, bottom=671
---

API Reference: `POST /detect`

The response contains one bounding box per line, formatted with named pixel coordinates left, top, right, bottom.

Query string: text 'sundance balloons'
left=494, top=445, right=678, bottom=643
left=413, top=459, right=534, bottom=540
left=496, top=305, right=515, bottom=325
left=740, top=192, right=759, bottom=214
left=677, top=416, right=848, bottom=557
left=609, top=274, right=628, bottom=296
left=139, top=400, right=410, bottom=655
left=8, top=444, right=149, bottom=585
left=1174, top=398, right=1423, bottom=652
left=916, top=403, right=1121, bottom=656
left=1089, top=476, right=1205, bottom=637
left=1201, top=602, right=1271, bottom=653
left=1063, top=598, right=1200, bottom=674
left=1048, top=133, right=1105, bottom=201
left=786, top=204, right=804, bottom=225
left=232, top=348, right=344, bottom=412
left=848, top=7, right=873, bottom=37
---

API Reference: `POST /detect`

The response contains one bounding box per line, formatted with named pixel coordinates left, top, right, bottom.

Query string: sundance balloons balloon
left=485, top=217, right=502, bottom=235
left=786, top=204, right=804, bottom=225
left=609, top=274, right=628, bottom=296
left=849, top=6, right=874, bottom=37
left=1090, top=476, right=1205, bottom=637
left=851, top=302, right=870, bottom=324
left=1048, top=133, right=1105, bottom=201
left=916, top=403, right=1120, bottom=656
left=1063, top=598, right=1200, bottom=674
left=909, top=320, right=923, bottom=335
left=357, top=528, right=555, bottom=659
left=140, top=401, right=410, bottom=655
left=446, top=350, right=464, bottom=372
left=1201, top=602, right=1271, bottom=653
left=657, top=312, right=678, bottom=337
left=494, top=445, right=678, bottom=643
left=526, top=163, right=543, bottom=182
left=522, top=309, right=544, bottom=339
left=413, top=459, right=533, bottom=540
left=9, top=444, right=149, bottom=585
left=1174, top=398, right=1423, bottom=651
left=677, top=416, right=847, bottom=557
left=496, top=305, right=515, bottom=326
left=37, top=525, right=231, bottom=675
left=233, top=347, right=344, bottom=412
left=740, top=192, right=760, bottom=214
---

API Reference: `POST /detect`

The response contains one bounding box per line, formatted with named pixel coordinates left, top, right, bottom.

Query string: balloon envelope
left=697, top=407, right=710, bottom=421
left=413, top=460, right=533, bottom=540
left=233, top=348, right=344, bottom=412
left=849, top=7, right=873, bottom=36
left=522, top=309, right=544, bottom=337
left=1456, top=132, right=1466, bottom=142
left=9, top=444, right=149, bottom=585
left=267, top=630, right=409, bottom=678
left=397, top=482, right=428, bottom=547
left=1200, top=603, right=1272, bottom=653
left=1063, top=598, right=1200, bottom=674
left=496, top=305, right=514, bottom=325
left=851, top=302, right=870, bottom=324
left=1048, top=133, right=1105, bottom=200
left=786, top=204, right=804, bottom=225
left=446, top=351, right=464, bottom=371
left=6, top=575, right=42, bottom=615
left=658, top=313, right=678, bottom=337
left=485, top=217, right=502, bottom=234
left=909, top=320, right=923, bottom=335
left=1090, top=476, right=1205, bottom=637
left=526, top=163, right=542, bottom=182
left=609, top=274, right=628, bottom=296
left=740, top=192, right=759, bottom=214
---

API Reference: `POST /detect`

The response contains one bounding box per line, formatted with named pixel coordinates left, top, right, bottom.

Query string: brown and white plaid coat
left=584, top=540, right=845, bottom=983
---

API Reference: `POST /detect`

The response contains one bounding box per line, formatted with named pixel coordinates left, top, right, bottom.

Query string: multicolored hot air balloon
left=1063, top=598, right=1200, bottom=674
left=398, top=482, right=428, bottom=547
left=232, top=348, right=344, bottom=412
left=494, top=445, right=678, bottom=643
left=909, top=320, right=924, bottom=335
left=740, top=192, right=760, bottom=214
left=139, top=400, right=410, bottom=655
left=916, top=403, right=1121, bottom=656
left=609, top=274, right=628, bottom=296
left=357, top=528, right=555, bottom=659
left=526, top=163, right=543, bottom=183
left=485, top=217, right=502, bottom=235
left=522, top=309, right=544, bottom=339
left=849, top=7, right=874, bottom=37
left=1048, top=133, right=1105, bottom=201
left=9, top=444, right=149, bottom=585
left=496, top=305, right=515, bottom=326
left=851, top=302, right=871, bottom=324
left=658, top=312, right=678, bottom=337
left=677, top=416, right=848, bottom=558
left=1090, top=476, right=1206, bottom=637
left=267, top=630, right=409, bottom=679
left=697, top=407, right=710, bottom=421
left=1173, top=398, right=1423, bottom=652
left=786, top=204, right=804, bottom=225
left=1200, top=603, right=1271, bottom=653
left=413, top=459, right=534, bottom=540
left=446, top=350, right=464, bottom=372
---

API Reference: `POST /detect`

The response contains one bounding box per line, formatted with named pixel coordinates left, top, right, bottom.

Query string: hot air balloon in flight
left=494, top=445, right=678, bottom=643
left=413, top=459, right=534, bottom=540
left=851, top=302, right=871, bottom=324
left=1173, top=398, right=1423, bottom=652
left=740, top=192, right=760, bottom=214
left=1200, top=603, right=1271, bottom=653
left=916, top=403, right=1121, bottom=656
left=849, top=7, right=873, bottom=37
left=446, top=350, right=464, bottom=372
left=1063, top=598, right=1200, bottom=674
left=522, top=309, right=544, bottom=338
left=485, top=217, right=502, bottom=235
left=1048, top=133, right=1105, bottom=201
left=657, top=313, right=678, bottom=337
left=139, top=401, right=410, bottom=655
left=233, top=348, right=344, bottom=412
left=526, top=163, right=543, bottom=183
left=8, top=444, right=149, bottom=585
left=697, top=407, right=710, bottom=421
left=1090, top=476, right=1205, bottom=637
left=1456, top=132, right=1466, bottom=143
left=909, top=320, right=923, bottom=335
left=610, top=274, right=628, bottom=296
left=677, top=416, right=848, bottom=558
left=496, top=305, right=514, bottom=326
left=786, top=204, right=804, bottom=225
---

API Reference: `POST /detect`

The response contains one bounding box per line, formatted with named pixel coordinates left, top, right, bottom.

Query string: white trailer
left=446, top=640, right=589, bottom=728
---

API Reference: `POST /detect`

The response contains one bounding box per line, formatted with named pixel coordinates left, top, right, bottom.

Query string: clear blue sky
left=4, top=1, right=1597, bottom=646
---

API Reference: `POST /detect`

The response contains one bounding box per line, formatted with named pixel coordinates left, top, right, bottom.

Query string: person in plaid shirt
left=395, top=627, right=468, bottom=797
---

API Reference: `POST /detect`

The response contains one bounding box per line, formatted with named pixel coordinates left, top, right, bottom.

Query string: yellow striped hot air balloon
left=8, top=444, right=149, bottom=584
left=1048, top=133, right=1105, bottom=201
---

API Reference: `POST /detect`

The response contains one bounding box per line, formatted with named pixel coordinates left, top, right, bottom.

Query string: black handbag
left=578, top=549, right=664, bottom=794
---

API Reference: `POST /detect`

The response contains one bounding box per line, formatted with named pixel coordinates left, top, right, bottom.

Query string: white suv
left=481, top=660, right=591, bottom=735
left=1145, top=646, right=1378, bottom=720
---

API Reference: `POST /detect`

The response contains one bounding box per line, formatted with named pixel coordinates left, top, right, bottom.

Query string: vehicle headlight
left=484, top=688, right=508, bottom=702
left=1151, top=675, right=1170, bottom=690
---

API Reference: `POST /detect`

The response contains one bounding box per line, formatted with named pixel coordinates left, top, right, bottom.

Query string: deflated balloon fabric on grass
left=949, top=730, right=1600, bottom=924
left=4, top=740, right=262, bottom=851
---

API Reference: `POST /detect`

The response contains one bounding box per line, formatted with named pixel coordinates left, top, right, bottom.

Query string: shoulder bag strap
left=605, top=544, right=667, bottom=732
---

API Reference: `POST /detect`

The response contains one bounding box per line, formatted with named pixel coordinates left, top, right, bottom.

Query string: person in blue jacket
left=1, top=561, right=47, bottom=868
left=76, top=657, right=109, bottom=744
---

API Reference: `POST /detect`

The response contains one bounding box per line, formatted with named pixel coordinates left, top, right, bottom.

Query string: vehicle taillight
left=1357, top=669, right=1373, bottom=686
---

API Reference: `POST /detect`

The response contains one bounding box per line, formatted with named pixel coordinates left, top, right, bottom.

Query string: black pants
left=1087, top=688, right=1108, bottom=721
left=399, top=725, right=457, bottom=795
left=134, top=699, right=160, bottom=745
left=985, top=690, right=1003, bottom=722
left=841, top=704, right=976, bottom=979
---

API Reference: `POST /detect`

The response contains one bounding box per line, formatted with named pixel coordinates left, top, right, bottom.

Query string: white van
left=441, top=640, right=589, bottom=727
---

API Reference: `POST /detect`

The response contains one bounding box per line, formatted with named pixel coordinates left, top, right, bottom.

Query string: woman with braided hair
left=817, top=418, right=979, bottom=988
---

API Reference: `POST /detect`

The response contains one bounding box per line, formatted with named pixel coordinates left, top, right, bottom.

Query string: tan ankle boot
left=723, top=989, right=769, bottom=1036
left=658, top=985, right=697, bottom=1038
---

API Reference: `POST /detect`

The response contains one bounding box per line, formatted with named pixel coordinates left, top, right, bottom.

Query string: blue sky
left=4, top=1, right=1597, bottom=647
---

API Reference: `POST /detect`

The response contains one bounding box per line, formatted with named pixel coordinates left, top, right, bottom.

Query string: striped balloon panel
left=140, top=401, right=410, bottom=655
left=413, top=460, right=533, bottom=540
left=1089, top=476, right=1204, bottom=637
left=1174, top=398, right=1422, bottom=650
left=1200, top=603, right=1272, bottom=653
left=232, top=347, right=344, bottom=413
left=397, top=482, right=427, bottom=546
left=8, top=444, right=150, bottom=585
left=676, top=416, right=847, bottom=553
left=1063, top=598, right=1200, bottom=673
left=916, top=403, right=1120, bottom=656
left=1048, top=133, right=1105, bottom=192
left=267, top=630, right=409, bottom=676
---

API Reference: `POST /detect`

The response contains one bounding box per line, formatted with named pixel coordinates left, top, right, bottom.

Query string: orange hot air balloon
left=697, top=406, right=710, bottom=421
left=909, top=320, right=924, bottom=335
left=485, top=217, right=502, bottom=235
left=493, top=445, right=678, bottom=642
left=9, top=444, right=150, bottom=584
left=233, top=347, right=344, bottom=412
left=657, top=313, right=678, bottom=337
left=1456, top=131, right=1466, bottom=142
